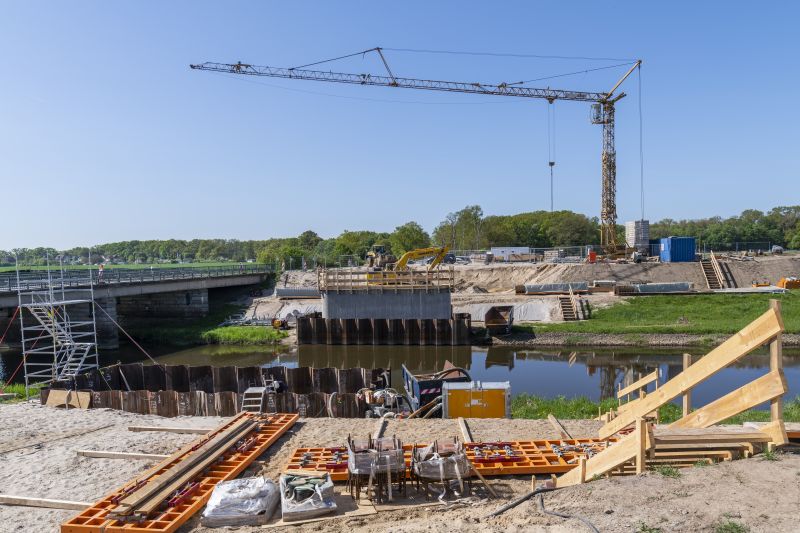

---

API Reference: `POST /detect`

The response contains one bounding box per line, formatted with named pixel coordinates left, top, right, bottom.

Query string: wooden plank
left=45, top=389, right=91, bottom=409
left=127, top=425, right=212, bottom=434
left=758, top=419, right=788, bottom=447
left=556, top=431, right=641, bottom=487
left=769, top=300, right=784, bottom=424
left=669, top=371, right=787, bottom=429
left=682, top=354, right=693, bottom=416
left=635, top=419, right=646, bottom=474
left=547, top=414, right=573, bottom=440
left=617, top=370, right=659, bottom=399
left=457, top=417, right=474, bottom=442
left=77, top=450, right=170, bottom=460
left=0, top=495, right=94, bottom=510
left=599, top=307, right=783, bottom=439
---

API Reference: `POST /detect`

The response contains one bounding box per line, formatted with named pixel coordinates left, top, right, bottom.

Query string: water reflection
left=2, top=343, right=798, bottom=407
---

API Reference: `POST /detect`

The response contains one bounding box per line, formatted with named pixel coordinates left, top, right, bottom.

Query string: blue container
left=659, top=237, right=696, bottom=262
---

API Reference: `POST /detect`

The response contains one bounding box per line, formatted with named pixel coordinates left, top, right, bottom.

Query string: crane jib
left=189, top=62, right=608, bottom=103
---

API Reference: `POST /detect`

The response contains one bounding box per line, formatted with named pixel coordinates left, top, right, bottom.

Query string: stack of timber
left=43, top=363, right=389, bottom=418
left=61, top=412, right=297, bottom=533
left=557, top=299, right=789, bottom=487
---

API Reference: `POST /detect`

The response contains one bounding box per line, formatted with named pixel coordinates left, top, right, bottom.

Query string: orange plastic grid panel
left=285, top=438, right=615, bottom=481
left=61, top=413, right=298, bottom=533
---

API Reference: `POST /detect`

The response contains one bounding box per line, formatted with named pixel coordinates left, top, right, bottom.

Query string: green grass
left=714, top=519, right=749, bottom=533
left=651, top=464, right=681, bottom=478
left=515, top=292, right=800, bottom=335
left=0, top=382, right=44, bottom=402
left=126, top=304, right=287, bottom=347
left=200, top=326, right=287, bottom=345
left=511, top=394, right=800, bottom=424
left=637, top=523, right=664, bottom=533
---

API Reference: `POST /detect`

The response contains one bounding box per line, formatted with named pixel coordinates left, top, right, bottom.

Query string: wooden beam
left=557, top=429, right=651, bottom=487
left=127, top=426, right=211, bottom=434
left=682, top=354, right=693, bottom=417
left=599, top=307, right=783, bottom=439
left=758, top=419, right=788, bottom=447
left=769, top=300, right=784, bottom=423
left=547, top=414, right=573, bottom=440
left=0, top=495, right=93, bottom=510
left=457, top=417, right=474, bottom=443
left=669, top=371, right=787, bottom=429
left=618, top=370, right=659, bottom=399
left=77, top=450, right=170, bottom=460
left=635, top=418, right=646, bottom=474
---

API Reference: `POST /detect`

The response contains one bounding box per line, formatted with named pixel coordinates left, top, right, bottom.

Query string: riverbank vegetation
left=519, top=292, right=799, bottom=335
left=126, top=305, right=287, bottom=347
left=511, top=394, right=800, bottom=424
left=5, top=205, right=798, bottom=267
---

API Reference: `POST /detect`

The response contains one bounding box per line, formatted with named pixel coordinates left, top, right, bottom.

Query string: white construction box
left=490, top=247, right=531, bottom=261
left=625, top=220, right=650, bottom=253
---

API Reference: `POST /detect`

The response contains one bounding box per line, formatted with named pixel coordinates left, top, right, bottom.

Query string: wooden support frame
left=547, top=414, right=573, bottom=440
left=768, top=300, right=788, bottom=446
left=599, top=306, right=784, bottom=439
left=669, top=371, right=787, bottom=429
left=77, top=450, right=170, bottom=460
left=617, top=370, right=659, bottom=400
left=682, top=354, right=693, bottom=416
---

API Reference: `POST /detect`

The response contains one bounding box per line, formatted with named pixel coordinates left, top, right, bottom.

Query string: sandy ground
left=1, top=402, right=798, bottom=532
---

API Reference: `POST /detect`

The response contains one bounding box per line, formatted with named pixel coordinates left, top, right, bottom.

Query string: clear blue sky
left=1, top=2, right=797, bottom=249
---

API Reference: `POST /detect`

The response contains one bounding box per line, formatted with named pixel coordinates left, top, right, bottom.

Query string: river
left=2, top=344, right=798, bottom=405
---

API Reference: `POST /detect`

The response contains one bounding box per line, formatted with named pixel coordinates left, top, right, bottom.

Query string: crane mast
left=191, top=54, right=641, bottom=254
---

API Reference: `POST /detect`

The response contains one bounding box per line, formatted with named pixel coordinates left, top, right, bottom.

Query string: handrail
left=709, top=250, right=726, bottom=288
left=0, top=264, right=273, bottom=293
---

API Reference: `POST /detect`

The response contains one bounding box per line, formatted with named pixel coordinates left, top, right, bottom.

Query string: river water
left=3, top=344, right=798, bottom=405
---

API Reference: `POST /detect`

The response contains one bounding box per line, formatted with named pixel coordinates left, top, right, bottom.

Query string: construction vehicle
left=365, top=246, right=451, bottom=285
left=366, top=244, right=396, bottom=269
left=778, top=277, right=800, bottom=290
left=191, top=50, right=641, bottom=255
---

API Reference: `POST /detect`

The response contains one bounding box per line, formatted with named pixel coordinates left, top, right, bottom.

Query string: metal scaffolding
left=15, top=259, right=99, bottom=395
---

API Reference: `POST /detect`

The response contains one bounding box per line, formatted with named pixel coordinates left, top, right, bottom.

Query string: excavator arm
left=393, top=247, right=450, bottom=271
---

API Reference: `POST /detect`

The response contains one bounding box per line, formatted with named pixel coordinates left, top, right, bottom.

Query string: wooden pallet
left=61, top=413, right=298, bottom=533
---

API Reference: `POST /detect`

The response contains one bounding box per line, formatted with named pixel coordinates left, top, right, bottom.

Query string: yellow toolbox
left=442, top=381, right=511, bottom=418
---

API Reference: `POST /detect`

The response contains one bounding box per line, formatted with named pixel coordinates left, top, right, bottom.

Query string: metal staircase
left=15, top=264, right=99, bottom=392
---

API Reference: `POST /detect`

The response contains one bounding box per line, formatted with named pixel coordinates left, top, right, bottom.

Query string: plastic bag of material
left=201, top=477, right=279, bottom=527
left=279, top=471, right=336, bottom=522
left=413, top=441, right=470, bottom=481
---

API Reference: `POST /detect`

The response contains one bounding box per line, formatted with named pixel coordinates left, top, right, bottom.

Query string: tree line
left=3, top=205, right=798, bottom=266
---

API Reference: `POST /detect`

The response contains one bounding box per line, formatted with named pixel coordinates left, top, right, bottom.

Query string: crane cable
left=638, top=63, right=645, bottom=220
left=547, top=101, right=556, bottom=212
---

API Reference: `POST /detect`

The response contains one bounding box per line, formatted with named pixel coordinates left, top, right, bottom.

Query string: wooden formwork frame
left=61, top=413, right=298, bottom=533
left=558, top=300, right=788, bottom=487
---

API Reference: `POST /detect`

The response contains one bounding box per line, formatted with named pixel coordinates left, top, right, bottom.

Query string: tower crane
left=190, top=49, right=641, bottom=254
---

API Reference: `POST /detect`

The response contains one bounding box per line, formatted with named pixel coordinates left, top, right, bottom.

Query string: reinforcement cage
left=318, top=267, right=455, bottom=292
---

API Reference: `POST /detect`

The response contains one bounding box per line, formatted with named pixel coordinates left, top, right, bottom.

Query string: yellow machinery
left=366, top=244, right=396, bottom=268
left=392, top=246, right=450, bottom=271
left=778, top=277, right=800, bottom=290
left=365, top=246, right=450, bottom=285
left=442, top=381, right=511, bottom=418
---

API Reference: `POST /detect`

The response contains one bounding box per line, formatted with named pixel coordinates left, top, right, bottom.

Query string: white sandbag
left=201, top=477, right=279, bottom=527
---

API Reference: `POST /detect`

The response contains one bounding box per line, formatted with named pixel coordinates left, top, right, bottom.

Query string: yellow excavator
left=366, top=246, right=451, bottom=285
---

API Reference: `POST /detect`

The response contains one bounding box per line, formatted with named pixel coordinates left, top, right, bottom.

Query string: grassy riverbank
left=511, top=394, right=800, bottom=424
left=127, top=305, right=287, bottom=346
left=0, top=382, right=43, bottom=402
left=519, top=292, right=799, bottom=335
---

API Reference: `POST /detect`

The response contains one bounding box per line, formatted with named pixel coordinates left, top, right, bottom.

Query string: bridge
left=0, top=265, right=274, bottom=348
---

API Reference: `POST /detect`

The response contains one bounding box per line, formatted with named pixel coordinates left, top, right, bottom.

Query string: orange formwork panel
left=61, top=413, right=298, bottom=533
left=285, top=438, right=615, bottom=481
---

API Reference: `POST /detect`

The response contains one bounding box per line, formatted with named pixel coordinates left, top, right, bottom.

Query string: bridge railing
left=0, top=264, right=274, bottom=293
